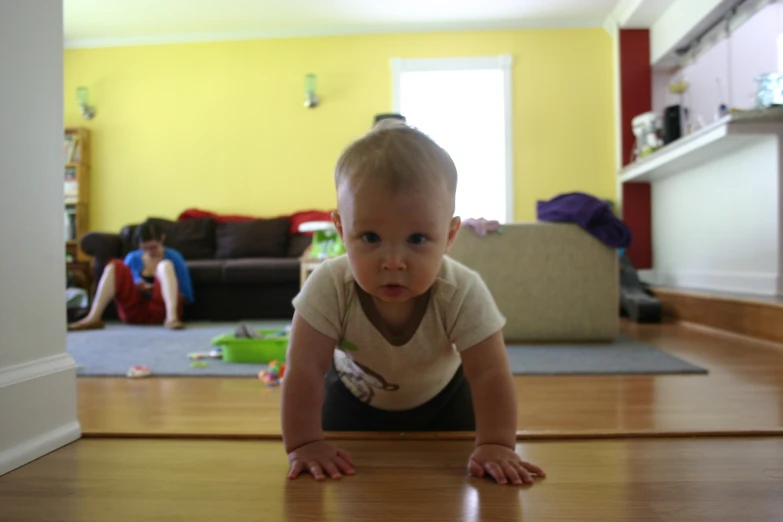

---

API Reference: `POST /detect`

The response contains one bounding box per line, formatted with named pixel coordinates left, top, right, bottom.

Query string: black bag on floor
left=619, top=253, right=662, bottom=323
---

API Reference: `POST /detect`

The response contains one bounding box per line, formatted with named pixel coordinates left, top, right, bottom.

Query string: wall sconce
left=76, top=86, right=96, bottom=120
left=304, top=73, right=319, bottom=109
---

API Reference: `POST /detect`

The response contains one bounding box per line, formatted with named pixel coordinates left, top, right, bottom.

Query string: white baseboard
left=0, top=421, right=81, bottom=476
left=0, top=354, right=81, bottom=476
left=646, top=270, right=780, bottom=296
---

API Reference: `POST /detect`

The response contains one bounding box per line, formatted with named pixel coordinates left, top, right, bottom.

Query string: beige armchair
left=449, top=222, right=619, bottom=342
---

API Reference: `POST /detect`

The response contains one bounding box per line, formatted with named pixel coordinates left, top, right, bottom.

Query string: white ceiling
left=64, top=0, right=623, bottom=48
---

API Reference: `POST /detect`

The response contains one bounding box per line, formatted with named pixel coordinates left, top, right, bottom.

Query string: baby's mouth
left=381, top=284, right=405, bottom=296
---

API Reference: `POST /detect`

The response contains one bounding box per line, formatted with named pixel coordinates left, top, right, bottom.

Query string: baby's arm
left=281, top=312, right=355, bottom=480
left=460, top=331, right=545, bottom=485
left=460, top=331, right=518, bottom=447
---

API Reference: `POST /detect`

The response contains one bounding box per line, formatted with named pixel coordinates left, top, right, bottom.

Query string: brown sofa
left=80, top=217, right=311, bottom=320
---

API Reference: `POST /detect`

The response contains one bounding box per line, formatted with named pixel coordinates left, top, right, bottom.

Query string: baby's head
left=332, top=121, right=461, bottom=304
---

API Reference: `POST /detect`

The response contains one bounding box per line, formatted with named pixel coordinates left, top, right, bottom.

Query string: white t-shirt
left=292, top=255, right=506, bottom=411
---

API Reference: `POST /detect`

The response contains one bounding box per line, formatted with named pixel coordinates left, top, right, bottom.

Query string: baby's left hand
left=468, top=444, right=545, bottom=485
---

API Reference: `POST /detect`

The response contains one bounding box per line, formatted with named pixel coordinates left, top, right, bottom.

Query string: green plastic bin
left=211, top=329, right=289, bottom=363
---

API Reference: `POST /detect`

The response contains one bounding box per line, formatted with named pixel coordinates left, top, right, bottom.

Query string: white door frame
left=390, top=55, right=515, bottom=223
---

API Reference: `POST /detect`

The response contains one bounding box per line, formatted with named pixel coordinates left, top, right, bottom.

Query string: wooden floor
left=6, top=319, right=783, bottom=520
left=2, top=438, right=783, bottom=521
left=655, top=287, right=783, bottom=344
left=77, top=321, right=783, bottom=438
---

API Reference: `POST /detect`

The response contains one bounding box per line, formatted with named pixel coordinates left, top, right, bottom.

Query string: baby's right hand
left=287, top=440, right=355, bottom=481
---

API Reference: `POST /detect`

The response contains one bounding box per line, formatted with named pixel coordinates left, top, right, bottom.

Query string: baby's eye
left=362, top=232, right=381, bottom=244
left=408, top=233, right=429, bottom=245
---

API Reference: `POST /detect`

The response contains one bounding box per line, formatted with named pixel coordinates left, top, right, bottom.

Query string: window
left=391, top=55, right=513, bottom=222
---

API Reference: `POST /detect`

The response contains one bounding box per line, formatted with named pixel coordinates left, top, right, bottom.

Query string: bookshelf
left=64, top=127, right=91, bottom=290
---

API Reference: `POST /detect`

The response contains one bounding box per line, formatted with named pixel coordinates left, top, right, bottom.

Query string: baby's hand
left=287, top=440, right=355, bottom=481
left=468, top=444, right=545, bottom=485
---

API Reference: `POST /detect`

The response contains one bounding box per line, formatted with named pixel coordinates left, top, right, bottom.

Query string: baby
left=281, top=121, right=545, bottom=486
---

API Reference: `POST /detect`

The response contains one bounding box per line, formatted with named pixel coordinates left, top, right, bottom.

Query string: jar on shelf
left=755, top=73, right=783, bottom=109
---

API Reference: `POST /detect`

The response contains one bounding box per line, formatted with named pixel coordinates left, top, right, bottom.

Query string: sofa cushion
left=287, top=234, right=312, bottom=258
left=215, top=218, right=291, bottom=259
left=119, top=225, right=137, bottom=258
left=186, top=260, right=224, bottom=283
left=146, top=217, right=217, bottom=260
left=222, top=258, right=300, bottom=284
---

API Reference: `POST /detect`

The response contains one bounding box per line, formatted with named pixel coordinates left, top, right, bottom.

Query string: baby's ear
left=332, top=211, right=344, bottom=240
left=446, top=216, right=461, bottom=247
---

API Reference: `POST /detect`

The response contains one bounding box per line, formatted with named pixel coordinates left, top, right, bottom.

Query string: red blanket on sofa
left=177, top=208, right=333, bottom=236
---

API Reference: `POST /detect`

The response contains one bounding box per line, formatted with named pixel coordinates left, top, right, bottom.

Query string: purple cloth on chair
left=536, top=192, right=632, bottom=248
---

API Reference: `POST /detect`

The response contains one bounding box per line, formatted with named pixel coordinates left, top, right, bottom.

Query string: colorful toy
left=212, top=328, right=289, bottom=363
left=299, top=221, right=345, bottom=259
left=190, top=362, right=208, bottom=369
left=258, top=360, right=286, bottom=386
left=126, top=365, right=151, bottom=378
left=269, top=360, right=286, bottom=379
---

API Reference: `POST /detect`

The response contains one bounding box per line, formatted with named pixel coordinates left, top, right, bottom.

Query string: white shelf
left=619, top=112, right=783, bottom=184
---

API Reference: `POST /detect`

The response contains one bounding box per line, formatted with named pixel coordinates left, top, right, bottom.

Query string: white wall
left=652, top=4, right=783, bottom=126
left=729, top=4, right=783, bottom=109
left=650, top=136, right=780, bottom=295
left=0, top=0, right=81, bottom=476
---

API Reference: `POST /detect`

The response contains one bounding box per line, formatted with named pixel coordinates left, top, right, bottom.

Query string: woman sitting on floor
left=68, top=220, right=194, bottom=331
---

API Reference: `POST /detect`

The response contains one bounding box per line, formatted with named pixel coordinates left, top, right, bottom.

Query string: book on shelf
left=64, top=207, right=77, bottom=242
left=63, top=135, right=81, bottom=164
left=64, top=166, right=78, bottom=199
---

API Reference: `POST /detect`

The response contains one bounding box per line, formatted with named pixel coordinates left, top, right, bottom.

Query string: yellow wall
left=64, top=29, right=616, bottom=232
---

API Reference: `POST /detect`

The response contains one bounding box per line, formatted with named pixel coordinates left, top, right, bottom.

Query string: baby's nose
left=382, top=250, right=406, bottom=271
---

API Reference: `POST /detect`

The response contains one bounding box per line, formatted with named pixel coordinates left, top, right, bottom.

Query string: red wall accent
left=619, top=30, right=652, bottom=167
left=622, top=183, right=652, bottom=268
left=619, top=29, right=653, bottom=269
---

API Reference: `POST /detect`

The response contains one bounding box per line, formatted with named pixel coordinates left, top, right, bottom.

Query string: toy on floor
left=126, top=365, right=151, bottom=378
left=212, top=324, right=291, bottom=363
left=190, top=362, right=208, bottom=369
left=258, top=360, right=286, bottom=386
left=188, top=348, right=222, bottom=360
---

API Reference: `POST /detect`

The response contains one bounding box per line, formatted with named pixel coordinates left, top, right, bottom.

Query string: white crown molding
left=64, top=18, right=605, bottom=49
left=603, top=14, right=619, bottom=36
left=606, top=0, right=681, bottom=30
left=610, top=0, right=646, bottom=27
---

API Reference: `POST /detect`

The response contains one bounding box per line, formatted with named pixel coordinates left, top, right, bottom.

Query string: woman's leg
left=67, top=262, right=118, bottom=330
left=156, top=260, right=184, bottom=329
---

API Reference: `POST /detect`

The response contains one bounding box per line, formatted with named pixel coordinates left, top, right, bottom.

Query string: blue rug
left=67, top=322, right=706, bottom=377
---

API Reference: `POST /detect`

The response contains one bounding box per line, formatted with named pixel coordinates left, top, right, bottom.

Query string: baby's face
left=334, top=181, right=459, bottom=304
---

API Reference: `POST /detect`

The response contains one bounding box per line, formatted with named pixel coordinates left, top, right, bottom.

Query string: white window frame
left=391, top=55, right=515, bottom=222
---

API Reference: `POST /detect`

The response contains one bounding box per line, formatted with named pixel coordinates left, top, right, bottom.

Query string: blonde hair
left=334, top=121, right=458, bottom=200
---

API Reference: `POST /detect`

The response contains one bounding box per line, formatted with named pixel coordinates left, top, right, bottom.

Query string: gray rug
left=68, top=322, right=289, bottom=377
left=505, top=341, right=706, bottom=375
left=67, top=322, right=707, bottom=377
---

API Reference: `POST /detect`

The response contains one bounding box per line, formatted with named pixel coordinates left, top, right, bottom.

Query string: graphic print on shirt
left=338, top=338, right=358, bottom=352
left=337, top=356, right=399, bottom=404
